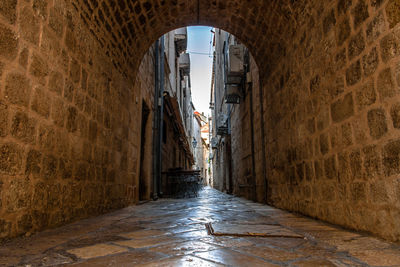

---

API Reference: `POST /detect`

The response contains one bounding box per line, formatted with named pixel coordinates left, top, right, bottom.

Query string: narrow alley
left=1, top=187, right=399, bottom=266
left=2, top=0, right=400, bottom=265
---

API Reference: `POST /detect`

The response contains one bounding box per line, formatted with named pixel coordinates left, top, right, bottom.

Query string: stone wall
left=230, top=56, right=265, bottom=202
left=0, top=0, right=152, bottom=238
left=264, top=0, right=400, bottom=241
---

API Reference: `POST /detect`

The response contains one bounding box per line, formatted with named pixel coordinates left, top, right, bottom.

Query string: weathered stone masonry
left=0, top=0, right=400, bottom=242
left=0, top=0, right=149, bottom=238
left=264, top=0, right=400, bottom=241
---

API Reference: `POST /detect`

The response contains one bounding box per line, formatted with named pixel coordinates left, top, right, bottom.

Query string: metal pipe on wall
left=158, top=35, right=165, bottom=196
left=153, top=39, right=160, bottom=200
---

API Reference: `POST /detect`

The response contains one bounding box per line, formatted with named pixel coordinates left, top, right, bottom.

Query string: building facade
left=210, top=29, right=265, bottom=201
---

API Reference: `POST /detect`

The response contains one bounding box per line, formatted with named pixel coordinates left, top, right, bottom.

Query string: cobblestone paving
left=1, top=187, right=400, bottom=266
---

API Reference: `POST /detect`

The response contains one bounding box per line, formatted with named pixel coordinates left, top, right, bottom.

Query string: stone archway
left=0, top=0, right=400, bottom=241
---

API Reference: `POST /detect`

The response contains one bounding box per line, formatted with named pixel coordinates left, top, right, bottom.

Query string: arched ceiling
left=73, top=0, right=317, bottom=82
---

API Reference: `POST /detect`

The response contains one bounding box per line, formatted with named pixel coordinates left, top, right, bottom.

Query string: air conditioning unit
left=228, top=44, right=245, bottom=76
left=174, top=28, right=187, bottom=54
left=226, top=75, right=242, bottom=84
left=211, top=137, right=218, bottom=149
left=179, top=53, right=190, bottom=76
left=225, top=84, right=241, bottom=104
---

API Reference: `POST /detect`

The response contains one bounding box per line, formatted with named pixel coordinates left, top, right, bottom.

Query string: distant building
left=210, top=29, right=263, bottom=200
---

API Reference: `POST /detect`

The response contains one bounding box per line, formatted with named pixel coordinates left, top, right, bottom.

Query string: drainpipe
left=158, top=35, right=165, bottom=196
left=259, top=77, right=268, bottom=204
left=249, top=82, right=257, bottom=202
left=152, top=39, right=160, bottom=200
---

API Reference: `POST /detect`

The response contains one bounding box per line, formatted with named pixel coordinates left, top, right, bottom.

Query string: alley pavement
left=1, top=187, right=400, bottom=266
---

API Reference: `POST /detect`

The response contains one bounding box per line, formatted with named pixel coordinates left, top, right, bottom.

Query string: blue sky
left=187, top=26, right=214, bottom=116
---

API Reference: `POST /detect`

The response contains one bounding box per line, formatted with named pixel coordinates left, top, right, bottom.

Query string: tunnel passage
left=0, top=0, right=400, bottom=242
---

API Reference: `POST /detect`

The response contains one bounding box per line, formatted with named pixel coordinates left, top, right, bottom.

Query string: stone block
left=59, top=158, right=73, bottom=179
left=0, top=0, right=16, bottom=23
left=0, top=102, right=8, bottom=137
left=391, top=103, right=400, bottom=128
left=329, top=76, right=345, bottom=99
left=33, top=0, right=47, bottom=19
left=350, top=149, right=363, bottom=179
left=371, top=0, right=384, bottom=9
left=70, top=59, right=81, bottom=84
left=51, top=97, right=66, bottom=128
left=64, top=80, right=75, bottom=102
left=30, top=53, right=49, bottom=79
left=317, top=106, right=330, bottom=131
left=323, top=9, right=336, bottom=36
left=49, top=7, right=64, bottom=37
left=355, top=79, right=376, bottom=110
left=342, top=122, right=353, bottom=146
left=331, top=93, right=354, bottom=123
left=4, top=73, right=31, bottom=107
left=363, top=145, right=381, bottom=179
left=6, top=178, right=30, bottom=212
left=81, top=68, right=88, bottom=91
left=370, top=181, right=388, bottom=203
left=66, top=106, right=78, bottom=132
left=0, top=23, right=18, bottom=60
left=31, top=86, right=51, bottom=118
left=0, top=219, right=11, bottom=238
left=77, top=113, right=88, bottom=138
left=362, top=47, right=378, bottom=77
left=84, top=96, right=92, bottom=115
left=366, top=12, right=386, bottom=44
left=383, top=139, right=400, bottom=175
left=330, top=126, right=340, bottom=149
left=88, top=120, right=97, bottom=142
left=367, top=108, right=388, bottom=140
left=11, top=111, right=37, bottom=144
left=324, top=155, right=337, bottom=180
left=338, top=152, right=350, bottom=182
left=351, top=0, right=369, bottom=29
left=337, top=0, right=351, bottom=15
left=49, top=71, right=64, bottom=95
left=337, top=18, right=351, bottom=46
left=351, top=182, right=366, bottom=202
left=75, top=162, right=88, bottom=181
left=380, top=33, right=399, bottom=63
left=19, top=48, right=29, bottom=69
left=25, top=149, right=42, bottom=178
left=37, top=125, right=57, bottom=152
left=322, top=185, right=335, bottom=201
left=0, top=142, right=23, bottom=174
left=346, top=60, right=361, bottom=86
left=306, top=118, right=315, bottom=134
left=42, top=154, right=58, bottom=180
left=396, top=62, right=400, bottom=87
left=377, top=68, right=396, bottom=99
left=18, top=214, right=33, bottom=233
left=20, top=7, right=40, bottom=45
left=319, top=133, right=329, bottom=155
left=309, top=75, right=320, bottom=94
left=386, top=0, right=400, bottom=28
left=65, top=29, right=77, bottom=54
left=348, top=30, right=365, bottom=60
left=334, top=49, right=347, bottom=71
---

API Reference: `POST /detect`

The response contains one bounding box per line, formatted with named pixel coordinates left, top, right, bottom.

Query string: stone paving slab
left=0, top=187, right=400, bottom=266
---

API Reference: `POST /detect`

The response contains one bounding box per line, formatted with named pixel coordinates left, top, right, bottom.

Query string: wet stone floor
left=1, top=187, right=400, bottom=266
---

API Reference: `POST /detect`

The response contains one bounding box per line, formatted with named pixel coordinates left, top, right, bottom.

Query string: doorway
left=139, top=101, right=150, bottom=201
